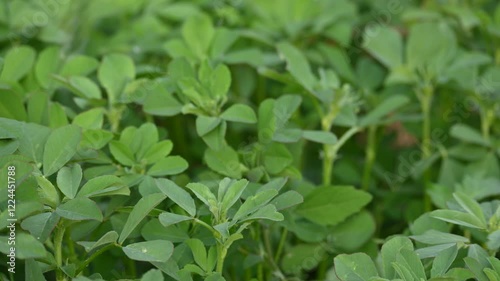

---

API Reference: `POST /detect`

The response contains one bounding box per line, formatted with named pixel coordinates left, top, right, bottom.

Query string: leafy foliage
left=1, top=0, right=500, bottom=281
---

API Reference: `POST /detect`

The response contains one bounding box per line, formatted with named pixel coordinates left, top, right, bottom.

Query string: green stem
left=480, top=108, right=493, bottom=142
left=362, top=126, right=377, bottom=191
left=262, top=228, right=288, bottom=281
left=274, top=229, right=288, bottom=262
left=216, top=243, right=228, bottom=273
left=194, top=218, right=218, bottom=236
left=322, top=126, right=360, bottom=186
left=75, top=243, right=116, bottom=275
left=317, top=256, right=329, bottom=280
left=126, top=256, right=137, bottom=277
left=108, top=104, right=125, bottom=133
left=257, top=263, right=264, bottom=281
left=419, top=85, right=433, bottom=211
left=54, top=224, right=66, bottom=281
left=66, top=229, right=76, bottom=263
left=322, top=143, right=334, bottom=186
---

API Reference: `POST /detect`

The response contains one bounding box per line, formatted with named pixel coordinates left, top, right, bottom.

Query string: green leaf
left=60, top=55, right=99, bottom=77
left=431, top=245, right=458, bottom=278
left=73, top=108, right=104, bottom=130
left=330, top=211, right=376, bottom=252
left=220, top=104, right=257, bottom=124
left=396, top=249, right=426, bottom=280
left=135, top=123, right=159, bottom=159
left=186, top=239, right=208, bottom=271
left=296, top=186, right=372, bottom=226
left=302, top=130, right=337, bottom=144
left=20, top=212, right=60, bottom=243
left=484, top=269, right=500, bottom=281
left=204, top=146, right=241, bottom=178
left=186, top=182, right=218, bottom=213
left=35, top=46, right=62, bottom=89
left=406, top=22, right=456, bottom=76
left=464, top=257, right=489, bottom=281
left=0, top=233, right=45, bottom=259
left=54, top=76, right=102, bottom=99
left=487, top=230, right=500, bottom=251
left=158, top=212, right=192, bottom=227
left=210, top=64, right=231, bottom=98
left=240, top=204, right=283, bottom=222
left=258, top=99, right=276, bottom=143
left=98, top=54, right=135, bottom=103
left=210, top=28, right=239, bottom=59
left=363, top=26, right=403, bottom=69
left=196, top=116, right=221, bottom=137
left=56, top=164, right=82, bottom=199
left=17, top=123, right=51, bottom=163
left=147, top=156, right=188, bottom=176
left=450, top=124, right=489, bottom=146
left=263, top=143, right=293, bottom=174
left=142, top=140, right=173, bottom=164
left=25, top=259, right=47, bottom=281
left=270, top=190, right=304, bottom=210
left=56, top=198, right=103, bottom=221
left=453, top=192, right=486, bottom=226
left=488, top=257, right=500, bottom=273
left=77, top=175, right=128, bottom=198
left=223, top=48, right=264, bottom=67
left=381, top=236, right=414, bottom=279
left=233, top=189, right=278, bottom=222
left=0, top=46, right=36, bottom=82
left=123, top=240, right=173, bottom=262
left=281, top=244, right=325, bottom=274
left=141, top=269, right=164, bottom=281
left=430, top=209, right=486, bottom=229
left=220, top=179, right=248, bottom=215
left=277, top=42, right=317, bottom=94
left=155, top=178, right=196, bottom=216
left=77, top=231, right=118, bottom=252
left=35, top=176, right=60, bottom=208
left=334, top=253, right=379, bottom=281
left=109, top=140, right=136, bottom=166
left=119, top=193, right=166, bottom=244
left=182, top=14, right=214, bottom=59
left=201, top=121, right=227, bottom=151
left=410, top=230, right=469, bottom=245
left=359, top=95, right=410, bottom=127
left=49, top=103, right=69, bottom=128
left=0, top=90, right=27, bottom=121
left=274, top=95, right=302, bottom=128
left=43, top=125, right=81, bottom=176
left=416, top=243, right=456, bottom=259
left=143, top=81, right=182, bottom=116
left=205, top=273, right=226, bottom=281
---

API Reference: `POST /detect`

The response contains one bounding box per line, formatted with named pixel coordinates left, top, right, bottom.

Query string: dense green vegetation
left=1, top=0, right=500, bottom=280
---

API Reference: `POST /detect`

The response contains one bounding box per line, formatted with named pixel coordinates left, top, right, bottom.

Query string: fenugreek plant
left=1, top=0, right=500, bottom=281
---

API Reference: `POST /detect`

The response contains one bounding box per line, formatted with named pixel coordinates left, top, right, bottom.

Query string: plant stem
left=322, top=143, right=334, bottom=186
left=108, top=104, right=125, bottom=133
left=75, top=243, right=116, bottom=275
left=317, top=257, right=329, bottom=280
left=126, top=256, right=137, bottom=277
left=216, top=243, right=228, bottom=273
left=274, top=229, right=288, bottom=262
left=262, top=228, right=288, bottom=281
left=54, top=224, right=66, bottom=281
left=66, top=228, right=76, bottom=263
left=322, top=126, right=360, bottom=186
left=362, top=125, right=377, bottom=191
left=419, top=85, right=433, bottom=211
left=480, top=108, right=493, bottom=142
